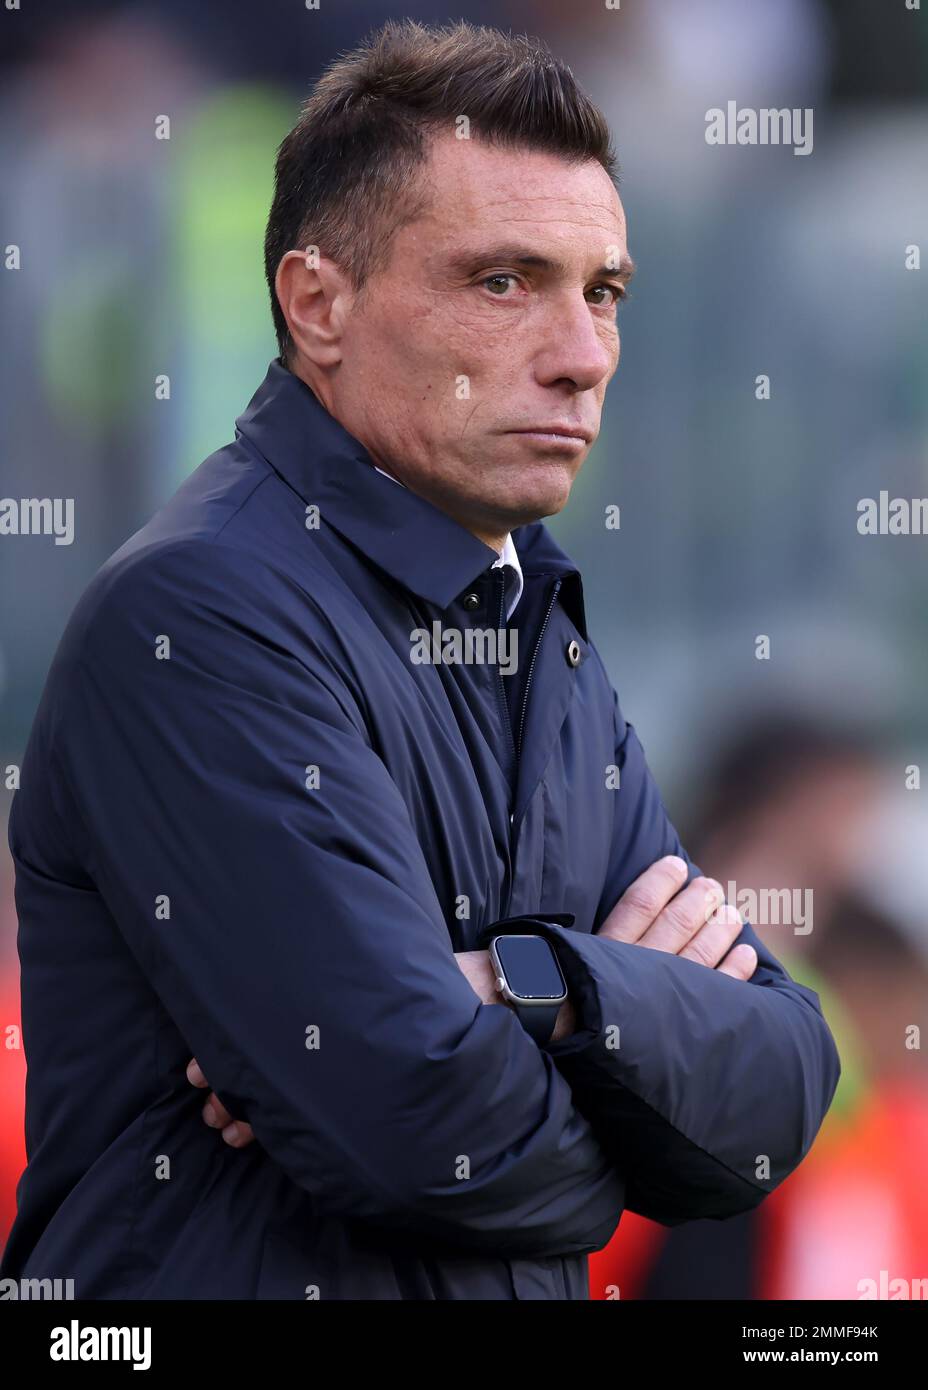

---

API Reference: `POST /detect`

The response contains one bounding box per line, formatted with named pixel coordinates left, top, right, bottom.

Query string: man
left=2, top=22, right=839, bottom=1300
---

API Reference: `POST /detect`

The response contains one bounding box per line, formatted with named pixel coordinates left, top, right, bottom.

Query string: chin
left=492, top=477, right=575, bottom=529
left=518, top=463, right=577, bottom=514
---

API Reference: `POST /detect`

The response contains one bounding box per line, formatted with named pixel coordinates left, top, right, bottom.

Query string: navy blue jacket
left=2, top=359, right=840, bottom=1300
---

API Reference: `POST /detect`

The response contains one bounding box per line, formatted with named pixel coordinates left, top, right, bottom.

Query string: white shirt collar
left=373, top=464, right=523, bottom=620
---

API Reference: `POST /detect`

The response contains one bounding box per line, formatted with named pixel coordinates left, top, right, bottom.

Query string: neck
left=474, top=529, right=508, bottom=555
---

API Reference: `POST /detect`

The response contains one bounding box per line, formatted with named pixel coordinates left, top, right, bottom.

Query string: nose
left=532, top=291, right=617, bottom=393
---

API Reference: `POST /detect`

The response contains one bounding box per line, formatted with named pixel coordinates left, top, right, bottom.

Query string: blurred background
left=1, top=0, right=927, bottom=1299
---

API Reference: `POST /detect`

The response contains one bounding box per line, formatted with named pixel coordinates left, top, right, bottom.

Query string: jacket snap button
left=462, top=592, right=481, bottom=611
left=566, top=639, right=582, bottom=667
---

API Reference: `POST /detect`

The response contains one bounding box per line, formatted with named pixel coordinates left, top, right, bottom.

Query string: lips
left=507, top=425, right=593, bottom=443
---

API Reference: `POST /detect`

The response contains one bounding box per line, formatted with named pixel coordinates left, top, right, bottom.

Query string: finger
left=635, top=877, right=726, bottom=954
left=676, top=904, right=744, bottom=969
left=716, top=943, right=758, bottom=981
left=186, top=1058, right=208, bottom=1089
left=598, top=855, right=690, bottom=942
left=202, top=1091, right=234, bottom=1130
left=221, top=1121, right=255, bottom=1149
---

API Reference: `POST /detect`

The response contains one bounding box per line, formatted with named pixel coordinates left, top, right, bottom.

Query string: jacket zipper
left=516, top=577, right=561, bottom=759
left=495, top=574, right=517, bottom=770
left=500, top=573, right=559, bottom=915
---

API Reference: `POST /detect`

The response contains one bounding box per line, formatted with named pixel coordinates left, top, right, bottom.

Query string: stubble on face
left=331, top=132, right=631, bottom=547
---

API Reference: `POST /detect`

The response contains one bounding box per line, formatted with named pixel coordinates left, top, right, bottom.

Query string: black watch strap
left=513, top=1001, right=560, bottom=1045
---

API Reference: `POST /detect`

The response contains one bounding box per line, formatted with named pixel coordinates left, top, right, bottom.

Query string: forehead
left=414, top=131, right=626, bottom=252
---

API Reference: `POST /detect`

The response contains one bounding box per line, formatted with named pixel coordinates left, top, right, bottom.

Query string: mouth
left=504, top=424, right=594, bottom=449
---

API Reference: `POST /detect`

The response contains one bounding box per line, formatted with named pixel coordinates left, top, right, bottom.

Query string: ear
left=275, top=249, right=352, bottom=369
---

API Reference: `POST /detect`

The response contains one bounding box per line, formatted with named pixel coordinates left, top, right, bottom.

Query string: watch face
left=495, top=935, right=566, bottom=1001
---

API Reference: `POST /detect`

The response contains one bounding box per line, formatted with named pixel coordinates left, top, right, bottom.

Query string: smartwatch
left=488, top=933, right=568, bottom=1044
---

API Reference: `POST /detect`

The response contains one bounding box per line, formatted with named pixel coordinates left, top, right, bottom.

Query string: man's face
left=329, top=133, right=631, bottom=545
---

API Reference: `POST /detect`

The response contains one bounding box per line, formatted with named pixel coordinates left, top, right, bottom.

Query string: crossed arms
left=56, top=542, right=841, bottom=1254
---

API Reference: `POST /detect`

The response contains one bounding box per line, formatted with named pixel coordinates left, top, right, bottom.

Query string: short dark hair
left=264, top=20, right=617, bottom=361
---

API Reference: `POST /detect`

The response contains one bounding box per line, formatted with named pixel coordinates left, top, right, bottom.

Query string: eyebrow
left=443, top=245, right=637, bottom=284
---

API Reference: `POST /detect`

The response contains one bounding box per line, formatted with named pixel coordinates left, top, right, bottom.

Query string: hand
left=186, top=1058, right=255, bottom=1149
left=597, top=855, right=757, bottom=981
left=455, top=948, right=507, bottom=1005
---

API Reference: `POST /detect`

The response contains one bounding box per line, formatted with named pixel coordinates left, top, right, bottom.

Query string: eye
left=481, top=273, right=519, bottom=296
left=586, top=283, right=626, bottom=308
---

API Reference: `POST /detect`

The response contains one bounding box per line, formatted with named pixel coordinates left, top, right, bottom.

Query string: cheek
left=402, top=310, right=522, bottom=407
left=422, top=290, right=529, bottom=359
left=377, top=300, right=477, bottom=384
left=602, top=318, right=621, bottom=358
left=601, top=327, right=621, bottom=385
left=349, top=311, right=436, bottom=399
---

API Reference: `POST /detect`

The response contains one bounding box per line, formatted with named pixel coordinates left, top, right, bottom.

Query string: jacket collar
left=372, top=461, right=524, bottom=620
left=234, top=358, right=587, bottom=637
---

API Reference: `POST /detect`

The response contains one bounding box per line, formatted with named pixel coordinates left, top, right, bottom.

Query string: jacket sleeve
left=529, top=687, right=842, bottom=1226
left=49, top=539, right=624, bottom=1258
